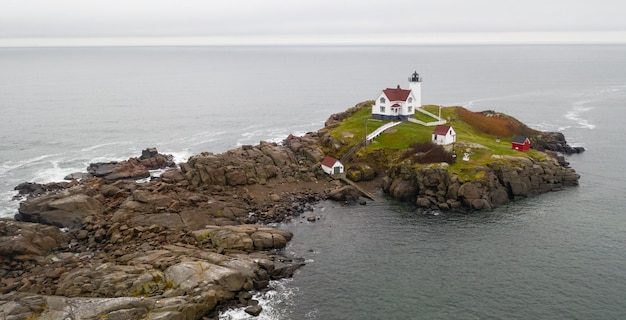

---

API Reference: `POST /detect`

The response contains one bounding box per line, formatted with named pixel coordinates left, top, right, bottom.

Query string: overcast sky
left=1, top=0, right=625, bottom=46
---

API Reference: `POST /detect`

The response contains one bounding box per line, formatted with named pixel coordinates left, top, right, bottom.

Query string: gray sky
left=1, top=0, right=625, bottom=46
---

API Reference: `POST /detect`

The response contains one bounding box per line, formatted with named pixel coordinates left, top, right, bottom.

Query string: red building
left=512, top=136, right=530, bottom=152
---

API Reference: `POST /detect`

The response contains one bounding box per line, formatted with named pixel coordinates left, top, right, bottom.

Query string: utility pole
left=365, top=119, right=369, bottom=145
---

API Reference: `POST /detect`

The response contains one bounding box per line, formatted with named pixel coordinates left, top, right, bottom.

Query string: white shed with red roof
left=432, top=125, right=456, bottom=145
left=321, top=156, right=344, bottom=175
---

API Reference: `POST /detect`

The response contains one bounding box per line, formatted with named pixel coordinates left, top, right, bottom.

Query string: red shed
left=512, top=135, right=530, bottom=152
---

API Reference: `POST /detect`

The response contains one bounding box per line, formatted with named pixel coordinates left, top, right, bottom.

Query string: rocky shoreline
left=383, top=153, right=580, bottom=212
left=1, top=106, right=582, bottom=319
left=1, top=135, right=348, bottom=319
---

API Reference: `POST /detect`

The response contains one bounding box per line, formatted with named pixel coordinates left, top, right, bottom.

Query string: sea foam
left=219, top=279, right=300, bottom=320
left=0, top=190, right=19, bottom=219
left=565, top=101, right=596, bottom=130
left=0, top=154, right=61, bottom=176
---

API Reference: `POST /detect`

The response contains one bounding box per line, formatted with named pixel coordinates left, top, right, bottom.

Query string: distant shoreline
left=2, top=33, right=626, bottom=48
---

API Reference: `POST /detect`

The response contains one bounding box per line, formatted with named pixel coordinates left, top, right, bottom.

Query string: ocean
left=1, top=45, right=625, bottom=319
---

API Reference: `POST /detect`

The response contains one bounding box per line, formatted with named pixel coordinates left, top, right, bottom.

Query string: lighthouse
left=408, top=71, right=422, bottom=108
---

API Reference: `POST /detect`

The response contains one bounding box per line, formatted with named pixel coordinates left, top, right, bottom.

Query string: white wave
left=0, top=153, right=61, bottom=176
left=135, top=177, right=151, bottom=183
left=571, top=106, right=594, bottom=113
left=459, top=92, right=537, bottom=110
left=564, top=103, right=596, bottom=130
left=266, top=135, right=289, bottom=144
left=31, top=160, right=84, bottom=183
left=169, top=149, right=193, bottom=164
left=79, top=141, right=129, bottom=152
left=236, top=129, right=287, bottom=146
left=289, top=130, right=309, bottom=137
left=88, top=155, right=129, bottom=164
left=149, top=168, right=168, bottom=178
left=0, top=190, right=19, bottom=219
left=233, top=120, right=323, bottom=148
left=219, top=279, right=298, bottom=320
left=179, top=130, right=231, bottom=146
left=599, top=84, right=626, bottom=94
left=461, top=98, right=486, bottom=109
left=192, top=130, right=229, bottom=138
left=557, top=126, right=573, bottom=131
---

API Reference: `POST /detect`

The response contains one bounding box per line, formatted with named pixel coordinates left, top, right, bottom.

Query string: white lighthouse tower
left=408, top=71, right=422, bottom=108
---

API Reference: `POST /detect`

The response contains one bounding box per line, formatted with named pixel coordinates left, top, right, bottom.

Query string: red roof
left=383, top=85, right=411, bottom=101
left=432, top=125, right=451, bottom=135
left=321, top=156, right=339, bottom=168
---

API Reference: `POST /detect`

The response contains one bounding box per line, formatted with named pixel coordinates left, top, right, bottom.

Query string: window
left=380, top=97, right=386, bottom=103
left=408, top=97, right=413, bottom=103
left=380, top=106, right=385, bottom=113
left=408, top=106, right=412, bottom=113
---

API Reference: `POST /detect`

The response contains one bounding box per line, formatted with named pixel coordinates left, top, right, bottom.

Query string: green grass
left=367, top=122, right=432, bottom=150
left=328, top=105, right=383, bottom=141
left=324, top=104, right=548, bottom=170
left=413, top=109, right=439, bottom=122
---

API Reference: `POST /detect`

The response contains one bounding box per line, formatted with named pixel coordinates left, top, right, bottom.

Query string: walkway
left=340, top=176, right=376, bottom=201
left=366, top=121, right=401, bottom=141
left=407, top=107, right=447, bottom=126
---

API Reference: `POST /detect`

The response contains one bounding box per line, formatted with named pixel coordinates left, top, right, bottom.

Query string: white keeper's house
left=372, top=71, right=422, bottom=121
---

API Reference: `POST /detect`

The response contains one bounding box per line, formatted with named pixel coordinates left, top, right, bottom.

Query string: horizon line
left=1, top=31, right=626, bottom=48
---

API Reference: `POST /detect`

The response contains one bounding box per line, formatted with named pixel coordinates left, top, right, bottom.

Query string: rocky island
left=1, top=103, right=581, bottom=319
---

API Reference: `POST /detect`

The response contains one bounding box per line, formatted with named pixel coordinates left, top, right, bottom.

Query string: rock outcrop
left=383, top=155, right=580, bottom=211
left=13, top=181, right=71, bottom=199
left=181, top=139, right=325, bottom=189
left=3, top=177, right=307, bottom=319
left=15, top=186, right=104, bottom=230
left=531, top=132, right=585, bottom=155
left=5, top=138, right=333, bottom=319
left=0, top=216, right=303, bottom=320
left=86, top=148, right=176, bottom=181
left=346, top=164, right=376, bottom=182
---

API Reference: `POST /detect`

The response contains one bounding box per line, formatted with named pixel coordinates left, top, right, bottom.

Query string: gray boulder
left=0, top=219, right=66, bottom=257
left=16, top=191, right=104, bottom=230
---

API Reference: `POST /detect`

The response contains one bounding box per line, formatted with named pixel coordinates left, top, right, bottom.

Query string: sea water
left=1, top=45, right=625, bottom=319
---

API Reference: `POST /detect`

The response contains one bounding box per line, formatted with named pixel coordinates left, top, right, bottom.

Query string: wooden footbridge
left=341, top=175, right=376, bottom=201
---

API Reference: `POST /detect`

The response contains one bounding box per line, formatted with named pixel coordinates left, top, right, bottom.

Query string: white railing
left=366, top=121, right=401, bottom=141
left=407, top=118, right=447, bottom=126
left=410, top=107, right=447, bottom=126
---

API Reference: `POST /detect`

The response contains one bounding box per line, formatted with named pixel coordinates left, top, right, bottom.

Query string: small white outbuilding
left=321, top=156, right=344, bottom=175
left=432, top=125, right=456, bottom=145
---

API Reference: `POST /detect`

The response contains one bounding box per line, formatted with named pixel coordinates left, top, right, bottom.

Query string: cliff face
left=382, top=155, right=580, bottom=211
left=180, top=136, right=326, bottom=189
left=531, top=132, right=585, bottom=155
